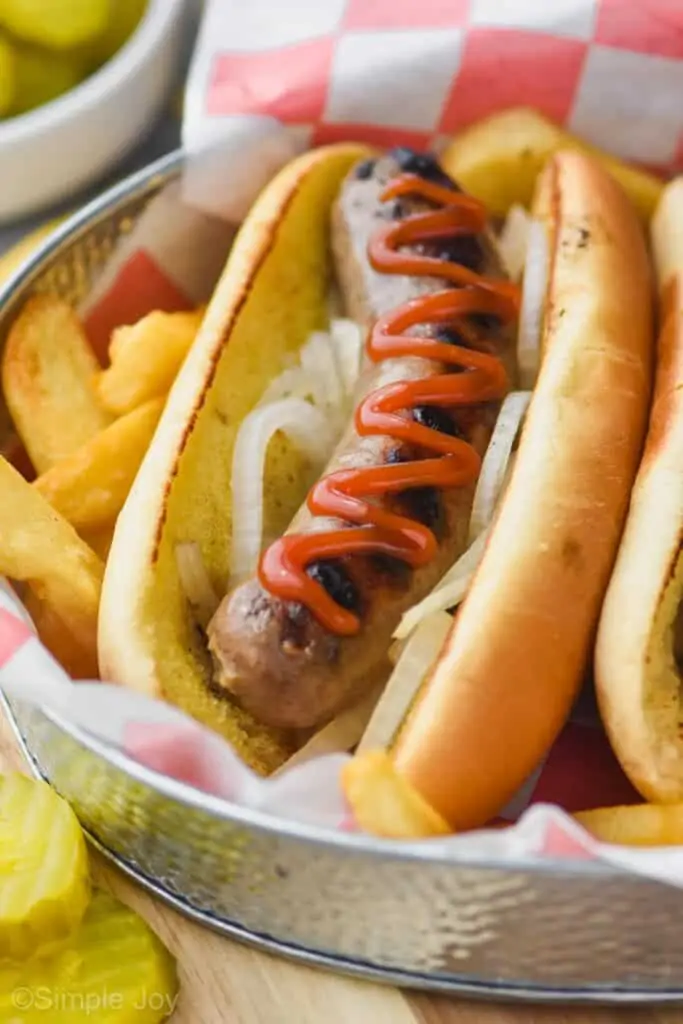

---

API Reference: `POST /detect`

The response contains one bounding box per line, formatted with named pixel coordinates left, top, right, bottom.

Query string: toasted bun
left=594, top=177, right=683, bottom=802
left=392, top=151, right=654, bottom=829
left=98, top=143, right=371, bottom=774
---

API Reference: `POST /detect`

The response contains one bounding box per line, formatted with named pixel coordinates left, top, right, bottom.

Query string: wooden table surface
left=1, top=713, right=679, bottom=1024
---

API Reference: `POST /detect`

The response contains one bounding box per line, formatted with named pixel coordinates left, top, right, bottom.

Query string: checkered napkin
left=2, top=0, right=683, bottom=879
left=180, top=0, right=683, bottom=219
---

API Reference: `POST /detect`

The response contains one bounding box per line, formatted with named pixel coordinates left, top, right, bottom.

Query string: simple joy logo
left=11, top=986, right=179, bottom=1016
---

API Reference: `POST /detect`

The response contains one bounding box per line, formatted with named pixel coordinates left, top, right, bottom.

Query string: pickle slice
left=93, top=0, right=147, bottom=66
left=0, top=0, right=110, bottom=51
left=9, top=39, right=86, bottom=116
left=0, top=774, right=90, bottom=961
left=0, top=34, right=15, bottom=115
left=0, top=891, right=179, bottom=1022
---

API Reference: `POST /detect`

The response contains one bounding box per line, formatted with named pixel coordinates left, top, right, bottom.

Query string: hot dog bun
left=595, top=177, right=683, bottom=802
left=391, top=151, right=654, bottom=829
left=98, top=143, right=371, bottom=774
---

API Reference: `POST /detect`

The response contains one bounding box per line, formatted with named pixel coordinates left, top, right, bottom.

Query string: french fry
left=95, top=308, right=205, bottom=416
left=80, top=523, right=116, bottom=564
left=0, top=456, right=103, bottom=658
left=441, top=107, right=663, bottom=222
left=2, top=295, right=111, bottom=473
left=575, top=804, right=683, bottom=847
left=342, top=750, right=452, bottom=839
left=23, top=591, right=99, bottom=679
left=33, top=398, right=164, bottom=531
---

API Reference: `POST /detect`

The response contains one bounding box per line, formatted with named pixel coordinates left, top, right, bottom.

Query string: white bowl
left=0, top=0, right=186, bottom=224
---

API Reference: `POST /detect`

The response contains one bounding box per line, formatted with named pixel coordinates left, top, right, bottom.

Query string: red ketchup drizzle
left=258, top=173, right=520, bottom=636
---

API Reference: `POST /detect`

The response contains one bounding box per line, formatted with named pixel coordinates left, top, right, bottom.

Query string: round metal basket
left=2, top=150, right=683, bottom=1005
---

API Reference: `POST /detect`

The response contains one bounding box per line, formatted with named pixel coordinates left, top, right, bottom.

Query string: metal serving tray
left=2, top=150, right=683, bottom=1005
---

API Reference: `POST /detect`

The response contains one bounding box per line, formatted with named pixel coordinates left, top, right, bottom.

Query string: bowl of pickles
left=0, top=0, right=186, bottom=223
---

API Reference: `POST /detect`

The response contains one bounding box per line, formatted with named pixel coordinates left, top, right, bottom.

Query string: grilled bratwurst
left=207, top=149, right=518, bottom=729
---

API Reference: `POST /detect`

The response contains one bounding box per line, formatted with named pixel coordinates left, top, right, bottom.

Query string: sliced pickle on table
left=0, top=890, right=179, bottom=1023
left=0, top=774, right=90, bottom=961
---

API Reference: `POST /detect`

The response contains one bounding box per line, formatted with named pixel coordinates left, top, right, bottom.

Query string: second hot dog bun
left=595, top=178, right=683, bottom=802
left=392, top=151, right=654, bottom=829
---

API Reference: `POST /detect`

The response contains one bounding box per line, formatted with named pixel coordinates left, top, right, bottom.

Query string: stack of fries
left=0, top=295, right=204, bottom=679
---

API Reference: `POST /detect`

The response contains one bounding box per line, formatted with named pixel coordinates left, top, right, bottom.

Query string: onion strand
left=518, top=218, right=549, bottom=390
left=393, top=529, right=490, bottom=642
left=468, top=390, right=531, bottom=542
left=497, top=204, right=531, bottom=282
left=359, top=611, right=453, bottom=752
left=175, top=542, right=220, bottom=629
left=230, top=398, right=336, bottom=585
left=276, top=685, right=384, bottom=772
left=229, top=319, right=365, bottom=587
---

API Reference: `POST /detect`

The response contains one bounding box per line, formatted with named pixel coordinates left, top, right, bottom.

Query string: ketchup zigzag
left=259, top=173, right=520, bottom=635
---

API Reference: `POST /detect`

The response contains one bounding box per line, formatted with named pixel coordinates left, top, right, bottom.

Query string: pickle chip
left=1, top=0, right=110, bottom=51
left=0, top=34, right=15, bottom=115
left=93, top=0, right=147, bottom=66
left=0, top=891, right=179, bottom=1023
left=0, top=774, right=90, bottom=962
left=9, top=40, right=86, bottom=116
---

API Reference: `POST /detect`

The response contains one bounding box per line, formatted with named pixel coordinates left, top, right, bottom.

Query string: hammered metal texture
left=11, top=701, right=683, bottom=995
left=28, top=212, right=138, bottom=307
left=3, top=151, right=683, bottom=1001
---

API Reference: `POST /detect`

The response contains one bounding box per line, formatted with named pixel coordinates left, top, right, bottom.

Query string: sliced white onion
left=262, top=321, right=364, bottom=413
left=497, top=204, right=531, bottom=281
left=175, top=542, right=220, bottom=628
left=358, top=611, right=453, bottom=753
left=230, top=398, right=337, bottom=585
left=392, top=391, right=529, bottom=642
left=275, top=685, right=384, bottom=772
left=329, top=318, right=364, bottom=396
left=518, top=218, right=550, bottom=390
left=468, top=390, right=531, bottom=543
left=259, top=366, right=317, bottom=405
left=301, top=330, right=346, bottom=414
left=393, top=528, right=490, bottom=642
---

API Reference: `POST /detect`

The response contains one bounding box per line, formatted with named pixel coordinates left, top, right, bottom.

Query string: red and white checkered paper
left=3, top=0, right=683, bottom=881
left=180, top=0, right=683, bottom=219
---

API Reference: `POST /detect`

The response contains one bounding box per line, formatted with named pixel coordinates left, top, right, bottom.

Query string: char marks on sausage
left=206, top=150, right=517, bottom=729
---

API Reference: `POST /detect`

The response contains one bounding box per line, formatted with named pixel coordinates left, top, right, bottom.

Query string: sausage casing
left=207, top=150, right=517, bottom=729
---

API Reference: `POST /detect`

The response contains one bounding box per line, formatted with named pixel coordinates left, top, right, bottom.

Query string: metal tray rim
left=8, top=698, right=683, bottom=1006
left=3, top=693, right=616, bottom=878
